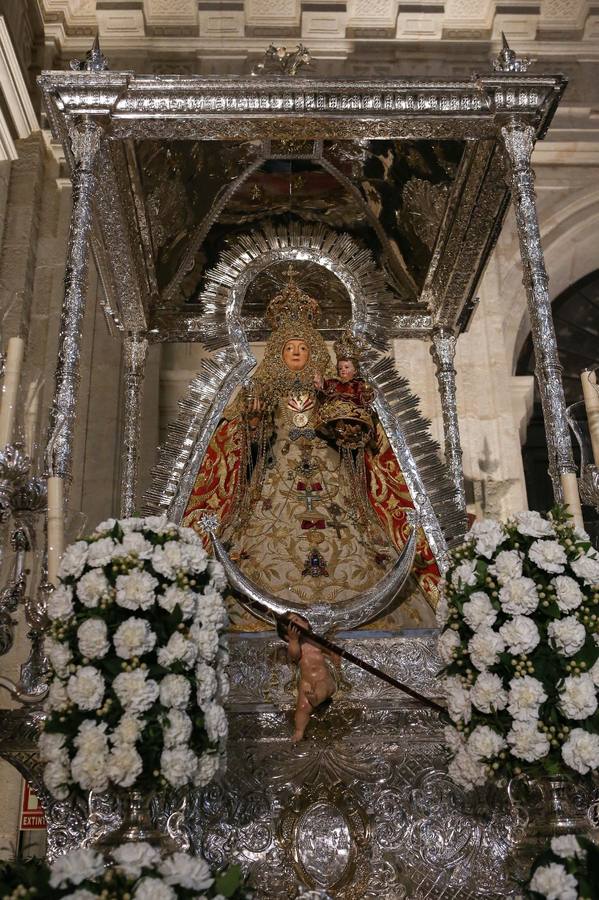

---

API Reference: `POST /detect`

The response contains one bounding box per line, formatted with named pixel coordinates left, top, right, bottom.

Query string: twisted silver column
left=501, top=122, right=576, bottom=498
left=46, top=119, right=102, bottom=481
left=120, top=332, right=148, bottom=517
left=430, top=327, right=466, bottom=513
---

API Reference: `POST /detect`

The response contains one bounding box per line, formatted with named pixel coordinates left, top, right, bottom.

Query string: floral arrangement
left=525, top=834, right=599, bottom=900
left=437, top=507, right=599, bottom=789
left=41, top=515, right=229, bottom=802
left=0, top=844, right=252, bottom=900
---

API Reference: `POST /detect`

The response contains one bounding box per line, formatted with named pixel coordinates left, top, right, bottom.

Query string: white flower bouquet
left=40, top=515, right=229, bottom=802
left=438, top=507, right=599, bottom=790
left=0, top=843, right=252, bottom=899
left=525, top=833, right=599, bottom=900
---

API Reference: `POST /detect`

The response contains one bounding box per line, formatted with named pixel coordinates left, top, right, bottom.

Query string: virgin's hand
left=314, top=373, right=324, bottom=390
left=252, top=396, right=262, bottom=413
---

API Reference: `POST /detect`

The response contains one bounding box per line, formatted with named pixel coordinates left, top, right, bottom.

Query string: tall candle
left=24, top=379, right=41, bottom=458
left=47, top=476, right=65, bottom=586
left=581, top=368, right=599, bottom=468
left=0, top=337, right=25, bottom=446
left=560, top=471, right=584, bottom=531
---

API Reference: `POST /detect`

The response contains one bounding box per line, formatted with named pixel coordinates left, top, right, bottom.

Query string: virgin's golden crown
left=266, top=282, right=321, bottom=330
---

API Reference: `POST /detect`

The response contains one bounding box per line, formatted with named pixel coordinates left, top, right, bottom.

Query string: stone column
left=501, top=121, right=583, bottom=523
left=430, top=326, right=466, bottom=512
left=46, top=119, right=102, bottom=483
left=120, top=332, right=149, bottom=517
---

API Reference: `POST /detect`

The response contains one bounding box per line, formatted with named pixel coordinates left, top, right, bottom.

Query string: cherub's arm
left=287, top=623, right=302, bottom=664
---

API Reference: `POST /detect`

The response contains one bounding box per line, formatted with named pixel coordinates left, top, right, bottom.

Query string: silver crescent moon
left=206, top=524, right=418, bottom=632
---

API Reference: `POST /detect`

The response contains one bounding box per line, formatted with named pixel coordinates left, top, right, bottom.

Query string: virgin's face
left=282, top=339, right=310, bottom=372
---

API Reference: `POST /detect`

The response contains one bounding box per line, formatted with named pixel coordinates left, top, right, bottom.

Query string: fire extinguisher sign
left=20, top=782, right=46, bottom=830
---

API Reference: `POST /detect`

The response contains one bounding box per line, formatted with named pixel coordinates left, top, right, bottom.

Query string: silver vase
left=91, top=789, right=178, bottom=854
left=507, top=775, right=597, bottom=876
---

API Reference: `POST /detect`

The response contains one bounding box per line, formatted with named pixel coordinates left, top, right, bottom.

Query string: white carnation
left=113, top=669, right=159, bottom=714
left=163, top=709, right=193, bottom=748
left=58, top=541, right=88, bottom=579
left=468, top=627, right=505, bottom=671
left=46, top=678, right=68, bottom=711
left=67, top=666, right=105, bottom=710
left=151, top=542, right=183, bottom=578
left=160, top=673, right=191, bottom=709
left=133, top=878, right=176, bottom=900
left=529, top=862, right=577, bottom=900
left=181, top=542, right=208, bottom=574
left=197, top=589, right=228, bottom=629
left=94, top=518, right=117, bottom=534
left=158, top=584, right=196, bottom=619
left=46, top=636, right=72, bottom=677
left=157, top=632, right=198, bottom=669
left=192, top=624, right=220, bottom=662
left=498, top=576, right=539, bottom=616
left=507, top=721, right=550, bottom=762
left=76, top=569, right=110, bottom=608
left=113, top=617, right=157, bottom=659
left=444, top=676, right=471, bottom=724
left=508, top=675, right=547, bottom=722
left=590, top=658, right=599, bottom=687
left=470, top=672, right=508, bottom=713
left=161, top=746, right=198, bottom=788
left=552, top=575, right=584, bottom=612
left=547, top=616, right=586, bottom=657
left=178, top=525, right=202, bottom=544
left=467, top=725, right=506, bottom=760
left=570, top=550, right=599, bottom=585
left=462, top=592, right=497, bottom=631
left=121, top=531, right=154, bottom=559
left=561, top=727, right=599, bottom=775
left=489, top=550, right=523, bottom=584
left=159, top=852, right=213, bottom=890
left=43, top=760, right=70, bottom=800
left=73, top=721, right=108, bottom=755
left=559, top=673, right=597, bottom=720
left=46, top=584, right=74, bottom=621
left=70, top=747, right=109, bottom=792
left=203, top=702, right=228, bottom=742
left=551, top=835, right=585, bottom=859
left=216, top=666, right=229, bottom=703
left=437, top=629, right=460, bottom=665
left=112, top=715, right=143, bottom=745
left=451, top=559, right=477, bottom=588
left=447, top=748, right=487, bottom=790
left=120, top=517, right=143, bottom=533
left=514, top=510, right=555, bottom=538
left=108, top=743, right=143, bottom=787
left=194, top=752, right=221, bottom=787
left=86, top=537, right=116, bottom=568
left=499, top=615, right=540, bottom=655
left=196, top=661, right=218, bottom=707
left=112, top=841, right=160, bottom=878
left=142, top=515, right=174, bottom=534
left=39, top=731, right=67, bottom=764
left=77, top=618, right=109, bottom=660
left=435, top=594, right=449, bottom=628
left=528, top=539, right=567, bottom=574
left=466, top=519, right=504, bottom=558
left=116, top=571, right=158, bottom=611
left=208, top=558, right=227, bottom=591
left=49, top=848, right=105, bottom=888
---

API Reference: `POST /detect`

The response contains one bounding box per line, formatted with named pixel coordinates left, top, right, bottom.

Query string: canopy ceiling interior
left=39, top=70, right=566, bottom=345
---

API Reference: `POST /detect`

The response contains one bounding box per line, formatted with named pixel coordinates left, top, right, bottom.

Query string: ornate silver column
left=46, top=119, right=102, bottom=481
left=501, top=121, right=577, bottom=499
left=430, top=327, right=466, bottom=512
left=120, top=332, right=148, bottom=517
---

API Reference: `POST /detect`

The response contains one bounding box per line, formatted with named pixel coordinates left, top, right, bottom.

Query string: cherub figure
left=279, top=613, right=340, bottom=743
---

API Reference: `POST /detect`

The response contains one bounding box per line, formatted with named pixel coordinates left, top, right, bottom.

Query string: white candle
left=47, top=476, right=65, bottom=586
left=0, top=336, right=25, bottom=446
left=560, top=471, right=584, bottom=531
left=581, top=368, right=599, bottom=468
left=24, top=379, right=41, bottom=458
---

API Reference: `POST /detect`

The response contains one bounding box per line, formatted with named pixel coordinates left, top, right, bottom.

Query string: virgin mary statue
left=183, top=280, right=440, bottom=629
